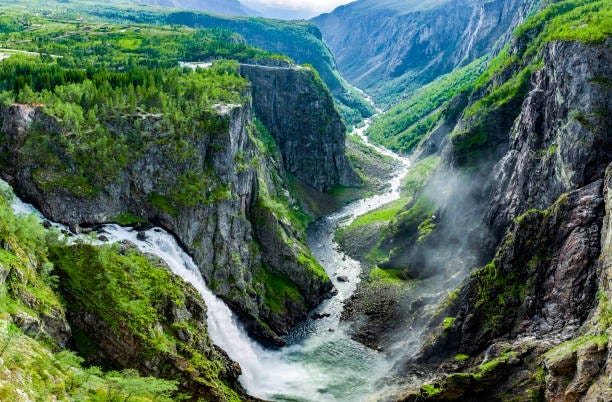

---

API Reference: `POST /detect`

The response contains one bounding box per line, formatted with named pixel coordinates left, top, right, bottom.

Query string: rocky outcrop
left=55, top=241, right=245, bottom=400
left=383, top=39, right=612, bottom=401
left=313, top=0, right=538, bottom=104
left=240, top=63, right=360, bottom=191
left=422, top=181, right=604, bottom=359
left=0, top=88, right=333, bottom=343
left=486, top=40, right=612, bottom=239
left=540, top=163, right=612, bottom=402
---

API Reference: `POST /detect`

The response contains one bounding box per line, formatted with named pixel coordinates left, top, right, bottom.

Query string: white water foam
left=1, top=112, right=412, bottom=401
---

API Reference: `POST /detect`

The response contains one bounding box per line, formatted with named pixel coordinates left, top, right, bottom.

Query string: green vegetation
left=255, top=268, right=305, bottom=314
left=350, top=199, right=406, bottom=228
left=0, top=43, right=248, bottom=196
left=412, top=350, right=521, bottom=400
left=0, top=0, right=372, bottom=124
left=0, top=322, right=178, bottom=401
left=48, top=241, right=242, bottom=400
left=249, top=120, right=329, bottom=317
left=0, top=186, right=64, bottom=330
left=0, top=185, right=240, bottom=400
left=545, top=334, right=609, bottom=363
left=110, top=212, right=146, bottom=226
left=368, top=267, right=405, bottom=283
left=471, top=248, right=527, bottom=336
left=0, top=9, right=281, bottom=68
left=451, top=0, right=611, bottom=161
left=442, top=317, right=456, bottom=331
left=516, top=0, right=612, bottom=59
left=335, top=156, right=439, bottom=270
left=421, top=383, right=442, bottom=397
left=367, top=57, right=487, bottom=153
left=463, top=65, right=536, bottom=120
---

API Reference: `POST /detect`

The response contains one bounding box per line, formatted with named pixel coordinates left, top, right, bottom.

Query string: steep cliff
left=397, top=23, right=610, bottom=402
left=0, top=187, right=242, bottom=400
left=410, top=37, right=611, bottom=388
left=313, top=0, right=538, bottom=106
left=330, top=1, right=610, bottom=399
left=0, top=68, right=342, bottom=344
left=240, top=63, right=360, bottom=191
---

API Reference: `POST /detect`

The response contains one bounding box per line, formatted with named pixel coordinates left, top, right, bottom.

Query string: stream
left=4, top=118, right=412, bottom=402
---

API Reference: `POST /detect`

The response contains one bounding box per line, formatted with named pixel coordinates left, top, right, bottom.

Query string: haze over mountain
left=243, top=0, right=356, bottom=19
left=313, top=0, right=538, bottom=106
left=137, top=0, right=357, bottom=19
left=136, top=0, right=258, bottom=16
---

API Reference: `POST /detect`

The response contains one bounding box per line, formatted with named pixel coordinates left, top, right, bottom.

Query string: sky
left=242, top=0, right=356, bottom=19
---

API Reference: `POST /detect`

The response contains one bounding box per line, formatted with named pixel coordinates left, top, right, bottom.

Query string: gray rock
left=313, top=0, right=538, bottom=103
left=0, top=78, right=339, bottom=342
left=240, top=63, right=360, bottom=191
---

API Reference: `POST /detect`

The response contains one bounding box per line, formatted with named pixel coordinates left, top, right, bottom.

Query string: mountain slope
left=0, top=13, right=360, bottom=346
left=136, top=0, right=258, bottom=16
left=334, top=0, right=611, bottom=399
left=313, top=0, right=539, bottom=107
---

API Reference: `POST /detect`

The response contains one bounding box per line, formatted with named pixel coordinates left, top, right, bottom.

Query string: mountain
left=241, top=0, right=318, bottom=20
left=335, top=0, right=611, bottom=399
left=1, top=0, right=610, bottom=400
left=0, top=12, right=360, bottom=398
left=313, top=0, right=539, bottom=107
left=86, top=5, right=375, bottom=124
left=136, top=0, right=259, bottom=16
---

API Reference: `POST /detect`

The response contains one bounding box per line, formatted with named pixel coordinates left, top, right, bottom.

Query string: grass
left=544, top=334, right=609, bottom=364
left=442, top=317, right=456, bottom=330
left=351, top=199, right=406, bottom=227
left=256, top=268, right=305, bottom=314
left=110, top=212, right=145, bottom=226
left=367, top=57, right=487, bottom=153
left=368, top=266, right=405, bottom=283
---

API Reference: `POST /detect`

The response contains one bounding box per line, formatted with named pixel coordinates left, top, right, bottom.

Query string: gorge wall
left=0, top=63, right=355, bottom=345
left=313, top=0, right=538, bottom=105
left=240, top=63, right=360, bottom=192
left=356, top=34, right=611, bottom=402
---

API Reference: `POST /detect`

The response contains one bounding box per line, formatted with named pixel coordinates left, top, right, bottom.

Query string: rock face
left=240, top=63, right=360, bottom=191
left=313, top=0, right=537, bottom=104
left=0, top=81, right=339, bottom=343
left=432, top=40, right=611, bottom=352
left=55, top=241, right=244, bottom=400
left=388, top=40, right=611, bottom=401
left=161, top=12, right=374, bottom=122
left=486, top=40, right=612, bottom=239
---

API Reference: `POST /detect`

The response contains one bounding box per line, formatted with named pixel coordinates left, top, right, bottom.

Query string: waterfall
left=1, top=115, right=412, bottom=401
left=2, top=180, right=316, bottom=400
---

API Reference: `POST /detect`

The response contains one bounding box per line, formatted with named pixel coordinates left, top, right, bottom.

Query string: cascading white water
left=3, top=181, right=317, bottom=400
left=2, top=115, right=412, bottom=401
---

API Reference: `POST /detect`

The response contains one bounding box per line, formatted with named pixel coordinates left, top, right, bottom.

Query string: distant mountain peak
left=136, top=0, right=259, bottom=17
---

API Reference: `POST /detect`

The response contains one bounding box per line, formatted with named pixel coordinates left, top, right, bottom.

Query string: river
left=4, top=117, right=411, bottom=402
